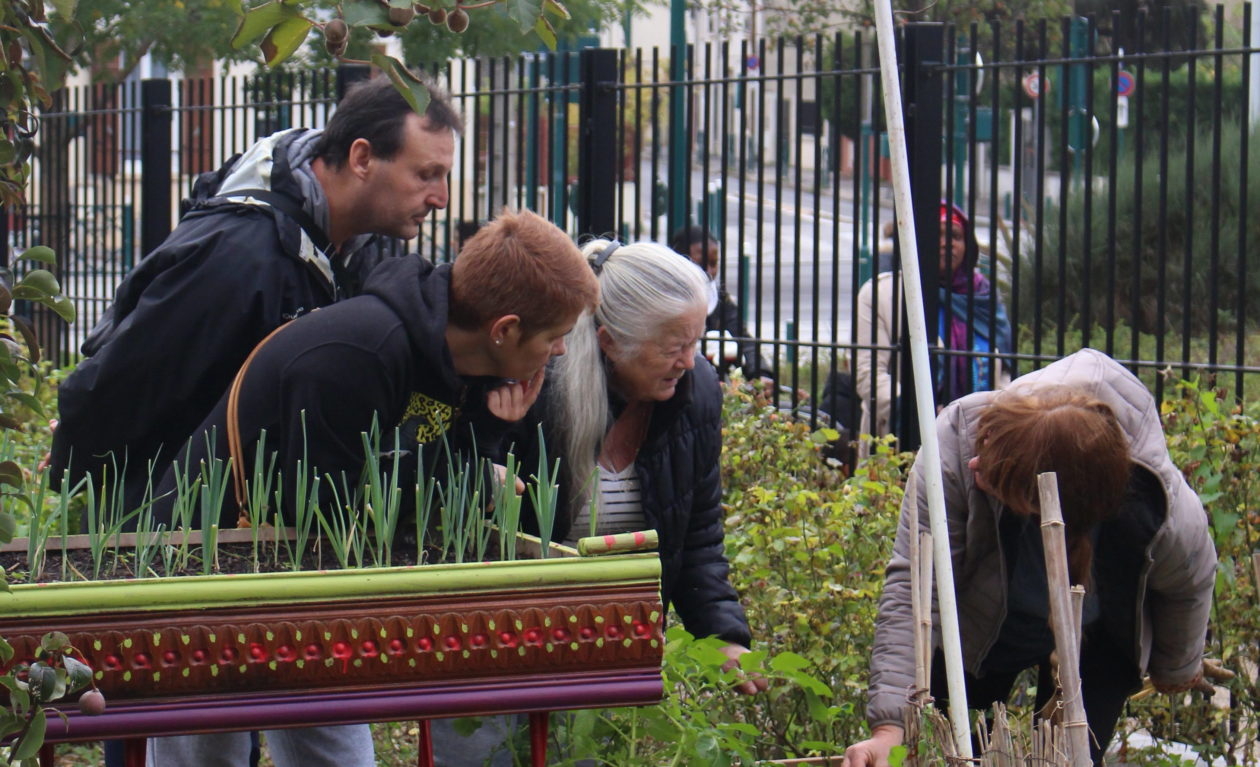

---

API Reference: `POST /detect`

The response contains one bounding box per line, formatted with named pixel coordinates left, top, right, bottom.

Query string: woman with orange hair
left=844, top=348, right=1216, bottom=767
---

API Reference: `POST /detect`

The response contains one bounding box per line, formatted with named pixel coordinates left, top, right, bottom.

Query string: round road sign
left=1116, top=70, right=1135, bottom=97
left=1022, top=72, right=1049, bottom=99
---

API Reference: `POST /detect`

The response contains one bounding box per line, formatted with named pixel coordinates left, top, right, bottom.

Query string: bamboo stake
left=871, top=0, right=972, bottom=755
left=909, top=472, right=922, bottom=665
left=1070, top=585, right=1085, bottom=656
left=918, top=531, right=934, bottom=688
left=1037, top=472, right=1092, bottom=767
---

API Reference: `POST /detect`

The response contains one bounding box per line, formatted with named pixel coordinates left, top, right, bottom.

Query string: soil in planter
left=0, top=539, right=459, bottom=584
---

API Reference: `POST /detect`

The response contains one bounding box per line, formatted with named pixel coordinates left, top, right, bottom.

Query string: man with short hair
left=147, top=208, right=600, bottom=767
left=49, top=75, right=462, bottom=515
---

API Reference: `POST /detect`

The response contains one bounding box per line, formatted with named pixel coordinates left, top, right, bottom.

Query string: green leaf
left=10, top=709, right=46, bottom=761
left=8, top=317, right=38, bottom=366
left=18, top=25, right=73, bottom=96
left=0, top=709, right=20, bottom=738
left=47, top=295, right=75, bottom=324
left=49, top=0, right=78, bottom=21
left=737, top=649, right=766, bottom=672
left=231, top=1, right=300, bottom=50
left=0, top=460, right=22, bottom=489
left=0, top=637, right=13, bottom=665
left=39, top=632, right=70, bottom=656
left=26, top=663, right=59, bottom=704
left=4, top=392, right=42, bottom=415
left=533, top=16, right=557, bottom=51
left=261, top=15, right=314, bottom=68
left=342, top=0, right=389, bottom=27
left=370, top=54, right=430, bottom=115
left=63, top=657, right=92, bottom=693
left=13, top=270, right=60, bottom=299
left=768, top=651, right=811, bottom=673
left=543, top=0, right=571, bottom=20
left=508, top=0, right=543, bottom=33
left=17, top=246, right=54, bottom=265
left=889, top=744, right=909, bottom=767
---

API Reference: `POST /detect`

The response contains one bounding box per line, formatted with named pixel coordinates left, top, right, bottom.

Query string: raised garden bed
left=0, top=529, right=665, bottom=765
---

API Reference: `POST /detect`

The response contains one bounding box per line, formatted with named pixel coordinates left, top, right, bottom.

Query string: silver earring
left=495, top=338, right=502, bottom=346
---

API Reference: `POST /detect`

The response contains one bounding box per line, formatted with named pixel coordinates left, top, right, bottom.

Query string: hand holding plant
left=718, top=642, right=768, bottom=695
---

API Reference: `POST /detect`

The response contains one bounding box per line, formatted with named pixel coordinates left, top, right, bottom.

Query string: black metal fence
left=11, top=6, right=1260, bottom=446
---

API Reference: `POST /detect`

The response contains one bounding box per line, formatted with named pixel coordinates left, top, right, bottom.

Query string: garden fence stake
left=1036, top=472, right=1091, bottom=767
left=872, top=0, right=972, bottom=755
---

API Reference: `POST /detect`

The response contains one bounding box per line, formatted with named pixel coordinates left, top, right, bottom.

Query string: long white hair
left=550, top=239, right=709, bottom=518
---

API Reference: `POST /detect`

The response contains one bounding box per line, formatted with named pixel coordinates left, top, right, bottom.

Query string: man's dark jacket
left=49, top=129, right=392, bottom=512
left=153, top=256, right=509, bottom=528
left=510, top=359, right=752, bottom=647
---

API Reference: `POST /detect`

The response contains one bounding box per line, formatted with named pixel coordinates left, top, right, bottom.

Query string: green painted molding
left=0, top=555, right=661, bottom=619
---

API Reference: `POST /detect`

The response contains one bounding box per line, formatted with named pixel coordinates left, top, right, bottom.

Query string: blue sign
left=1117, top=70, right=1135, bottom=97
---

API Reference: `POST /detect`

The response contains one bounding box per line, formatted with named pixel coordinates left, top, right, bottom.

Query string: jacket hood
left=362, top=255, right=464, bottom=394
left=212, top=128, right=373, bottom=286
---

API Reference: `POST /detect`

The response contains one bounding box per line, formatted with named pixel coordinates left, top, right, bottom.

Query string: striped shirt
left=564, top=462, right=647, bottom=545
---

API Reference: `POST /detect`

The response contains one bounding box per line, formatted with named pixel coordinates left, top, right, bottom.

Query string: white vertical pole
left=870, top=1, right=974, bottom=759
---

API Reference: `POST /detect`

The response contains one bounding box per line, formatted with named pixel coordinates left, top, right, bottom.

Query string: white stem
left=871, top=0, right=973, bottom=757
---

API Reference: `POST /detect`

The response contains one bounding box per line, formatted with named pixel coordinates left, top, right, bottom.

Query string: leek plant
left=413, top=445, right=436, bottom=565
left=492, top=454, right=522, bottom=562
left=359, top=419, right=403, bottom=567
left=525, top=425, right=560, bottom=558
left=245, top=429, right=278, bottom=572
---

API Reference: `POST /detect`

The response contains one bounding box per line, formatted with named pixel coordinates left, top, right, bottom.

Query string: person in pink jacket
left=844, top=349, right=1216, bottom=766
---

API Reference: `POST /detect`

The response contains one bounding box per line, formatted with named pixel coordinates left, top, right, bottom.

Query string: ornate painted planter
left=0, top=549, right=664, bottom=763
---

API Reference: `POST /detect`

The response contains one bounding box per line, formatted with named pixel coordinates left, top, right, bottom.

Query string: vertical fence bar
left=1180, top=6, right=1198, bottom=384
left=1210, top=6, right=1223, bottom=374
left=1239, top=4, right=1251, bottom=401
left=1105, top=11, right=1120, bottom=358
left=1081, top=16, right=1096, bottom=348
left=1154, top=7, right=1171, bottom=403
left=898, top=22, right=945, bottom=451
left=1131, top=11, right=1147, bottom=372
left=140, top=78, right=173, bottom=260
left=577, top=48, right=618, bottom=238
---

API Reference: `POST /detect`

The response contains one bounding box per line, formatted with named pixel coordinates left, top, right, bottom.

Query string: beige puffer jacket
left=865, top=348, right=1217, bottom=728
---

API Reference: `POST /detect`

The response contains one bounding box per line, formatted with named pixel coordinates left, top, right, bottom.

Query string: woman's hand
left=719, top=643, right=768, bottom=695
left=842, top=724, right=904, bottom=767
left=486, top=368, right=545, bottom=422
left=491, top=462, right=526, bottom=495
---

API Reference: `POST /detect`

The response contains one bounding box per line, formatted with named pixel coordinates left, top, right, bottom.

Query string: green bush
left=546, top=381, right=910, bottom=764
left=1117, top=377, right=1260, bottom=765
left=1023, top=120, right=1260, bottom=337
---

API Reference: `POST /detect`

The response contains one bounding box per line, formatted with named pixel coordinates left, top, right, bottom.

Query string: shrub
left=547, top=380, right=910, bottom=763
left=1025, top=120, right=1260, bottom=337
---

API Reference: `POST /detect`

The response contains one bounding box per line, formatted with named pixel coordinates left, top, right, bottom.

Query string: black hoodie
left=153, top=255, right=510, bottom=528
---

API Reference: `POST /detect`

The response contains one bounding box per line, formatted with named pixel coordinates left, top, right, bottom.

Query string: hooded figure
left=854, top=201, right=1013, bottom=440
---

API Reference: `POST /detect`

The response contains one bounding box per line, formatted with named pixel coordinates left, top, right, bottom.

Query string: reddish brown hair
left=976, top=387, right=1131, bottom=584
left=449, top=209, right=599, bottom=335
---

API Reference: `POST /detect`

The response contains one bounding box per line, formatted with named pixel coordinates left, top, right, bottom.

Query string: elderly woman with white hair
left=512, top=238, right=765, bottom=687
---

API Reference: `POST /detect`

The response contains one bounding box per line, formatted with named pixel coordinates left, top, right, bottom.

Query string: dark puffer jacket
left=511, top=359, right=752, bottom=647
left=153, top=255, right=509, bottom=528
left=49, top=128, right=395, bottom=514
